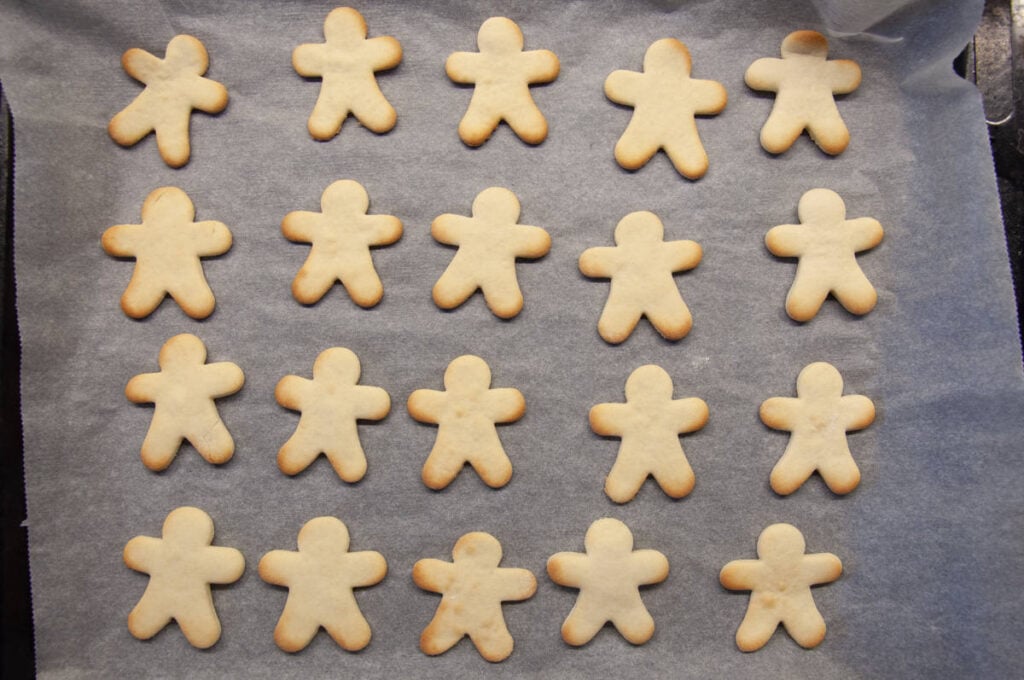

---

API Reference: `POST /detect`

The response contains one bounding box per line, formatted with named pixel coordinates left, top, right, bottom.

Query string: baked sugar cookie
left=765, top=188, right=883, bottom=321
left=293, top=7, right=402, bottom=140
left=126, top=333, right=244, bottom=471
left=413, top=532, right=536, bottom=661
left=259, top=517, right=387, bottom=652
left=745, top=31, right=861, bottom=155
left=109, top=35, right=228, bottom=168
left=102, top=186, right=232, bottom=320
left=605, top=38, right=726, bottom=179
left=720, top=523, right=842, bottom=651
left=579, top=210, right=701, bottom=344
left=432, top=187, right=550, bottom=318
left=547, top=518, right=668, bottom=646
left=760, top=361, right=875, bottom=495
left=590, top=365, right=708, bottom=503
left=407, top=355, right=525, bottom=490
left=446, top=17, right=559, bottom=146
left=124, top=507, right=244, bottom=648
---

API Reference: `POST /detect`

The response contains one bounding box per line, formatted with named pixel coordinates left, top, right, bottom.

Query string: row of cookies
left=126, top=509, right=841, bottom=657
left=126, top=335, right=874, bottom=499
left=102, top=183, right=884, bottom=341
left=109, top=8, right=861, bottom=175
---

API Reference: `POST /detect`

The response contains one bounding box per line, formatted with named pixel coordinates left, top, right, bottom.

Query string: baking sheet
left=3, top=0, right=1023, bottom=677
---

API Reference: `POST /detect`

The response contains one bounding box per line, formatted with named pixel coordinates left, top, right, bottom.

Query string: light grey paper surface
left=3, top=0, right=1024, bottom=677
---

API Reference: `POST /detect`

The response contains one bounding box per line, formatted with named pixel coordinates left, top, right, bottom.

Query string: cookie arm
left=484, top=387, right=525, bottom=423
left=367, top=214, right=403, bottom=246
left=604, top=70, right=642, bottom=106
left=546, top=552, right=587, bottom=587
left=744, top=57, right=783, bottom=92
left=800, top=552, right=843, bottom=585
left=759, top=396, right=801, bottom=430
left=445, top=52, right=480, bottom=84
left=191, top=220, right=233, bottom=256
left=663, top=239, right=702, bottom=272
left=121, top=48, right=164, bottom=83
left=827, top=59, right=862, bottom=94
left=846, top=217, right=884, bottom=252
left=522, top=49, right=560, bottom=83
left=125, top=372, right=163, bottom=404
left=101, top=224, right=145, bottom=256
left=412, top=558, right=455, bottom=593
left=202, top=546, right=246, bottom=584
left=292, top=43, right=326, bottom=77
left=123, top=535, right=161, bottom=572
left=348, top=550, right=388, bottom=587
left=693, top=78, right=728, bottom=115
left=764, top=224, right=806, bottom=258
left=188, top=75, right=229, bottom=114
left=670, top=397, right=710, bottom=433
left=258, top=549, right=299, bottom=586
left=497, top=567, right=538, bottom=601
left=204, top=361, right=245, bottom=398
left=578, top=246, right=617, bottom=279
left=274, top=375, right=311, bottom=411
left=630, top=550, right=670, bottom=585
left=366, top=36, right=403, bottom=71
left=588, top=402, right=629, bottom=437
left=840, top=394, right=875, bottom=431
left=407, top=389, right=445, bottom=424
left=355, top=384, right=391, bottom=421
left=281, top=211, right=320, bottom=243
left=511, top=224, right=552, bottom=258
left=430, top=214, right=469, bottom=246
left=719, top=558, right=761, bottom=590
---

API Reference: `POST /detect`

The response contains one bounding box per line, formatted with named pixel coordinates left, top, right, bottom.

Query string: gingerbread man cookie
left=275, top=347, right=390, bottom=482
left=590, top=365, right=709, bottom=503
left=760, top=361, right=875, bottom=495
left=605, top=38, right=726, bottom=179
left=745, top=30, right=861, bottom=155
left=431, top=187, right=550, bottom=319
left=126, top=333, right=244, bottom=471
left=413, top=532, right=536, bottom=662
left=407, top=355, right=525, bottom=490
left=282, top=180, right=402, bottom=307
left=579, top=210, right=701, bottom=344
left=109, top=35, right=228, bottom=167
left=102, top=186, right=232, bottom=320
left=124, top=507, right=244, bottom=648
left=446, top=17, right=560, bottom=146
left=293, top=7, right=403, bottom=140
left=766, top=188, right=883, bottom=322
left=548, top=518, right=669, bottom=646
left=259, top=517, right=387, bottom=652
left=720, top=523, right=842, bottom=651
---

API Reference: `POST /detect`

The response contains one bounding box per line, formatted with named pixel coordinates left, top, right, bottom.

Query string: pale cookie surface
left=123, top=506, right=244, bottom=649
left=760, top=361, right=875, bottom=495
left=590, top=364, right=709, bottom=503
left=766, top=188, right=883, bottom=322
left=432, top=187, right=550, bottom=319
left=547, top=518, right=669, bottom=646
left=605, top=38, right=726, bottom=179
left=102, top=186, right=232, bottom=319
left=413, top=532, right=536, bottom=662
left=126, top=333, right=244, bottom=471
left=282, top=179, right=402, bottom=307
left=446, top=17, right=559, bottom=146
left=407, top=355, right=525, bottom=490
left=108, top=34, right=228, bottom=168
left=259, top=516, right=387, bottom=652
left=293, top=7, right=402, bottom=140
left=579, top=210, right=701, bottom=344
left=275, top=347, right=390, bottom=482
left=720, top=523, right=842, bottom=651
left=745, top=30, right=861, bottom=155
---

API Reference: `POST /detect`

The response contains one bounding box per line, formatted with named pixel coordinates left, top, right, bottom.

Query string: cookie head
left=163, top=506, right=214, bottom=546
left=165, top=34, right=209, bottom=74
left=158, top=333, right=207, bottom=370
left=142, top=186, right=195, bottom=223
left=796, top=361, right=844, bottom=400
left=297, top=516, right=350, bottom=557
left=645, top=38, right=691, bottom=75
left=781, top=30, right=829, bottom=59
left=473, top=186, right=520, bottom=223
left=452, top=532, right=503, bottom=567
left=322, top=179, right=371, bottom=215
left=443, top=354, right=490, bottom=390
left=757, top=522, right=806, bottom=561
left=324, top=6, right=369, bottom=45
left=797, top=188, right=845, bottom=225
left=478, top=17, right=524, bottom=53
left=614, top=211, right=664, bottom=245
left=585, top=517, right=634, bottom=555
left=313, top=346, right=362, bottom=383
left=625, top=364, right=673, bottom=403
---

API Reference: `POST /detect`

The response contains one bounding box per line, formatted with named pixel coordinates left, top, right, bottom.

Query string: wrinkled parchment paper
left=3, top=0, right=1023, bottom=677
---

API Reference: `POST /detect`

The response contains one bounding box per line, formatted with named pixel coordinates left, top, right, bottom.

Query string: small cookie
left=605, top=38, right=726, bottom=179
left=590, top=365, right=708, bottom=503
left=766, top=188, right=883, bottom=321
left=413, top=532, right=536, bottom=662
left=745, top=30, right=861, bottom=155
left=102, top=186, right=232, bottom=320
left=293, top=7, right=402, bottom=140
left=259, top=517, right=387, bottom=652
left=407, top=355, right=525, bottom=490
left=109, top=35, right=228, bottom=168
left=282, top=179, right=402, bottom=307
left=720, top=523, right=842, bottom=651
left=126, top=333, right=244, bottom=471
left=760, top=361, right=875, bottom=495
left=124, top=506, right=245, bottom=649
left=275, top=347, right=391, bottom=482
left=446, top=17, right=559, bottom=146
left=579, top=210, right=701, bottom=344
left=432, top=187, right=551, bottom=318
left=547, top=518, right=669, bottom=646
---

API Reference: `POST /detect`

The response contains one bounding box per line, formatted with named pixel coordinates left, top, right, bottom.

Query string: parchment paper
left=3, top=0, right=1023, bottom=677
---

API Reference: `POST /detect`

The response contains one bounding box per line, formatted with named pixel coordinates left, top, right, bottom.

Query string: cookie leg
left=610, top=602, right=656, bottom=645
left=307, top=82, right=349, bottom=141
left=479, top=275, right=524, bottom=319
left=784, top=271, right=829, bottom=322
left=560, top=597, right=608, bottom=646
left=175, top=602, right=223, bottom=649
left=650, top=454, right=695, bottom=499
left=662, top=126, right=709, bottom=180
left=645, top=291, right=693, bottom=341
left=759, top=109, right=805, bottom=155
left=291, top=258, right=338, bottom=305
left=422, top=444, right=465, bottom=490
left=467, top=446, right=513, bottom=488
left=350, top=84, right=398, bottom=134
left=735, top=605, right=780, bottom=652
left=167, top=275, right=217, bottom=320
left=604, top=452, right=649, bottom=504
left=120, top=269, right=169, bottom=319
left=468, top=618, right=514, bottom=662
left=457, top=98, right=502, bottom=147
left=186, top=415, right=235, bottom=465
left=831, top=266, right=878, bottom=316
left=613, top=118, right=660, bottom=171
left=139, top=414, right=185, bottom=471
left=769, top=451, right=816, bottom=496
left=432, top=265, right=479, bottom=311
left=420, top=615, right=465, bottom=655
left=127, top=593, right=172, bottom=640
left=274, top=605, right=321, bottom=652
left=339, top=258, right=385, bottom=308
left=324, top=443, right=369, bottom=484
left=596, top=291, right=643, bottom=344
left=781, top=605, right=827, bottom=649
left=277, top=436, right=320, bottom=476
left=817, top=450, right=861, bottom=495
left=325, top=609, right=372, bottom=651
left=504, top=100, right=548, bottom=145
left=806, top=109, right=851, bottom=155
left=109, top=102, right=156, bottom=146
left=153, top=112, right=192, bottom=168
